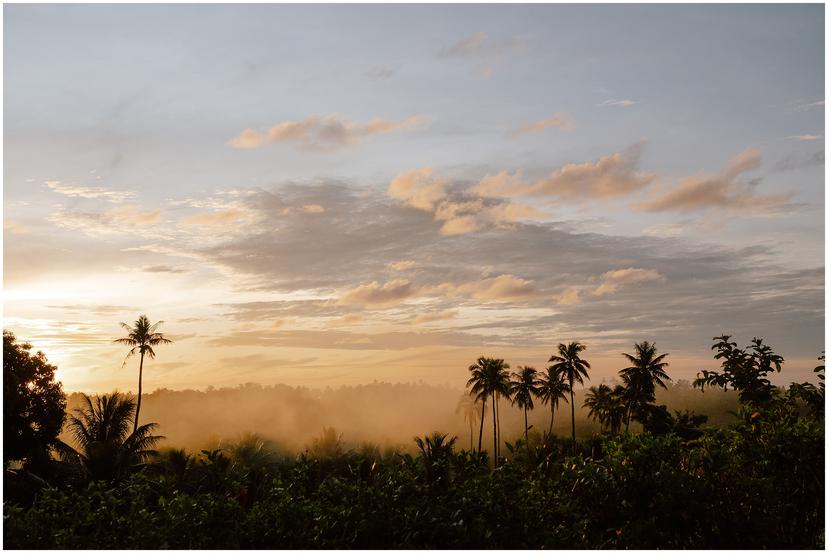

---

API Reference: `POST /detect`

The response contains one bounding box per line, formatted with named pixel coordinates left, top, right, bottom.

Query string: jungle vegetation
left=3, top=326, right=824, bottom=549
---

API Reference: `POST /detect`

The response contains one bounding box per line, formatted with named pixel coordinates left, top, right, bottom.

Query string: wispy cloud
left=438, top=31, right=526, bottom=77
left=228, top=114, right=420, bottom=151
left=365, top=64, right=400, bottom=80
left=599, top=99, right=636, bottom=108
left=786, top=133, right=823, bottom=141
left=48, top=205, right=161, bottom=235
left=510, top=113, right=575, bottom=136
left=474, top=143, right=654, bottom=201
left=793, top=99, right=825, bottom=111
left=594, top=268, right=664, bottom=296
left=636, top=148, right=793, bottom=215
left=45, top=181, right=134, bottom=203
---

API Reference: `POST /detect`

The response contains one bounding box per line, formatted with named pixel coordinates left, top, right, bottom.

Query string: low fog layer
left=63, top=380, right=740, bottom=454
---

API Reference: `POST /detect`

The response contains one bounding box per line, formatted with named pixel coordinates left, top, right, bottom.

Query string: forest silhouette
left=3, top=317, right=825, bottom=549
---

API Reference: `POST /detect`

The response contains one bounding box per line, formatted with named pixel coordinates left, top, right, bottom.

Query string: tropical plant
left=57, top=392, right=162, bottom=482
left=509, top=366, right=541, bottom=442
left=3, top=331, right=66, bottom=470
left=548, top=342, right=591, bottom=449
left=620, top=341, right=671, bottom=433
left=694, top=336, right=783, bottom=406
left=536, top=365, right=570, bottom=434
left=114, top=315, right=173, bottom=432
left=466, top=356, right=511, bottom=463
left=583, top=384, right=614, bottom=432
left=413, top=431, right=457, bottom=490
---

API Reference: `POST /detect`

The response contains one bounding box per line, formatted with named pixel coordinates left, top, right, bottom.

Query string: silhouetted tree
left=114, top=315, right=173, bottom=432
left=536, top=365, right=570, bottom=433
left=509, top=366, right=540, bottom=442
left=455, top=394, right=482, bottom=451
left=583, top=384, right=614, bottom=432
left=787, top=354, right=824, bottom=419
left=620, top=341, right=671, bottom=433
left=3, top=331, right=66, bottom=470
left=549, top=342, right=590, bottom=450
left=466, top=357, right=510, bottom=464
left=414, top=431, right=457, bottom=490
left=57, top=392, right=162, bottom=482
left=694, top=336, right=783, bottom=406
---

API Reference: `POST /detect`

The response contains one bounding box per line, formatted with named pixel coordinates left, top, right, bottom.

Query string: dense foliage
left=3, top=335, right=824, bottom=549
left=3, top=331, right=66, bottom=469
left=4, top=405, right=823, bottom=549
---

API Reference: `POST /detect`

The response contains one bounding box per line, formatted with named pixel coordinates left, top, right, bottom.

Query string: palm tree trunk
left=469, top=421, right=473, bottom=451
left=134, top=351, right=145, bottom=433
left=478, top=398, right=486, bottom=453
left=496, top=392, right=502, bottom=460
left=491, top=393, right=498, bottom=466
left=549, top=401, right=555, bottom=433
left=569, top=377, right=576, bottom=452
left=524, top=405, right=528, bottom=442
left=625, top=401, right=632, bottom=434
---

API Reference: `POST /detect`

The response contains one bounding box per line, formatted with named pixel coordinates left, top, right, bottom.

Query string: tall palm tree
left=56, top=392, right=162, bottom=482
left=537, top=366, right=570, bottom=433
left=114, top=315, right=173, bottom=432
left=549, top=341, right=591, bottom=450
left=509, top=366, right=541, bottom=442
left=466, top=359, right=488, bottom=453
left=455, top=393, right=482, bottom=451
left=466, top=357, right=510, bottom=464
left=619, top=341, right=670, bottom=434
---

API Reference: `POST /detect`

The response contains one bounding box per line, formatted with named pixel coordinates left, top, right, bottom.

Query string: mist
left=63, top=379, right=741, bottom=454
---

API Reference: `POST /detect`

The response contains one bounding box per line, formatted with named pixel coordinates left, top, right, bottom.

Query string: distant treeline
left=62, top=379, right=740, bottom=453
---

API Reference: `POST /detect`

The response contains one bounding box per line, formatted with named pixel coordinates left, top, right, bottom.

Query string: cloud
left=594, top=268, right=664, bottom=296
left=45, top=181, right=134, bottom=203
left=302, top=204, right=326, bottom=214
left=387, top=260, right=418, bottom=272
left=474, top=144, right=654, bottom=201
left=180, top=209, right=251, bottom=227
left=48, top=205, right=161, bottom=235
left=439, top=31, right=489, bottom=58
left=388, top=168, right=447, bottom=211
left=438, top=32, right=526, bottom=77
left=413, top=310, right=459, bottom=324
left=228, top=114, right=420, bottom=151
left=771, top=150, right=824, bottom=173
left=511, top=113, right=575, bottom=136
left=554, top=287, right=581, bottom=305
left=786, top=133, right=823, bottom=141
left=338, top=279, right=417, bottom=308
left=445, top=274, right=538, bottom=301
left=388, top=168, right=550, bottom=236
left=599, top=99, right=636, bottom=108
left=637, top=148, right=793, bottom=215
left=794, top=99, right=824, bottom=111
left=140, top=265, right=188, bottom=274
left=4, top=220, right=28, bottom=235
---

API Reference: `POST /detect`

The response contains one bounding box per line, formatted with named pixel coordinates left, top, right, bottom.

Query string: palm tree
left=583, top=384, right=614, bottom=432
left=466, top=357, right=510, bottom=464
left=549, top=341, right=591, bottom=450
left=114, top=315, right=173, bottom=432
left=607, top=385, right=628, bottom=435
left=509, top=366, right=541, bottom=442
left=537, top=366, right=570, bottom=434
left=56, top=392, right=162, bottom=482
left=619, top=341, right=670, bottom=434
left=414, top=432, right=457, bottom=490
left=455, top=394, right=482, bottom=451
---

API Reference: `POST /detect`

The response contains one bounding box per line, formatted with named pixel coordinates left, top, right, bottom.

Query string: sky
left=3, top=4, right=825, bottom=393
